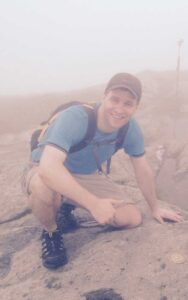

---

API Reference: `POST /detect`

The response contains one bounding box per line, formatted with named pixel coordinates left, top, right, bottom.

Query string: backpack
left=30, top=101, right=129, bottom=174
left=30, top=101, right=96, bottom=152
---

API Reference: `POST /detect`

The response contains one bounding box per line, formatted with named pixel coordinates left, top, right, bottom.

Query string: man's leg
left=73, top=172, right=142, bottom=229
left=56, top=202, right=79, bottom=233
left=28, top=171, right=62, bottom=232
left=24, top=167, right=67, bottom=269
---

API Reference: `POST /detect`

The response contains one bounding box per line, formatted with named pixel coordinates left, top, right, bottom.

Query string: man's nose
left=114, top=103, right=126, bottom=113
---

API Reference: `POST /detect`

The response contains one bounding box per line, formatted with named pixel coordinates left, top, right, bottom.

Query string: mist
left=0, top=0, right=187, bottom=96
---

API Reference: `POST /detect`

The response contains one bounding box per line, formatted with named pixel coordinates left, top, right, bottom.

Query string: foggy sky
left=0, top=0, right=187, bottom=96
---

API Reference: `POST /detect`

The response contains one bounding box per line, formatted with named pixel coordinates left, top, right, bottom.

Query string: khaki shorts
left=21, top=162, right=133, bottom=204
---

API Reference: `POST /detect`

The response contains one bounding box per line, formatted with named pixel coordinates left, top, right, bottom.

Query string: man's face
left=98, top=88, right=139, bottom=132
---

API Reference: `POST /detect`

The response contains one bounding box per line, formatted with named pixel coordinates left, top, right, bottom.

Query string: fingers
left=110, top=199, right=125, bottom=208
left=108, top=216, right=117, bottom=227
left=91, top=199, right=117, bottom=225
left=175, top=212, right=184, bottom=221
left=154, top=209, right=184, bottom=224
left=168, top=213, right=184, bottom=223
left=155, top=215, right=164, bottom=224
left=163, top=209, right=184, bottom=223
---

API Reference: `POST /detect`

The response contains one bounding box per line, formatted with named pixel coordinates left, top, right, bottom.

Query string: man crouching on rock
left=22, top=73, right=183, bottom=270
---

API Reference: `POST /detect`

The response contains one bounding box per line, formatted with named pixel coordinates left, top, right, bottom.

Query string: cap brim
left=108, top=84, right=138, bottom=99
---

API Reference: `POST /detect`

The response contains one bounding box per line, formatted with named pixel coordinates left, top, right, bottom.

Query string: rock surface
left=0, top=71, right=188, bottom=300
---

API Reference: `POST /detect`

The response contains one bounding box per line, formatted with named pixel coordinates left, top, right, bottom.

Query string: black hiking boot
left=56, top=203, right=79, bottom=233
left=41, top=229, right=68, bottom=269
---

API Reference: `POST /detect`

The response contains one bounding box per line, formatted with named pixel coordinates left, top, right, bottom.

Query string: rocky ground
left=0, top=71, right=188, bottom=300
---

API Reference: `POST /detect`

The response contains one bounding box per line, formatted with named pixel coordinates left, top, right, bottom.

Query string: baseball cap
left=105, top=73, right=142, bottom=101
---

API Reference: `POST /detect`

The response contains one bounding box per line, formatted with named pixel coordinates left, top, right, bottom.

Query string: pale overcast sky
left=0, top=0, right=187, bottom=95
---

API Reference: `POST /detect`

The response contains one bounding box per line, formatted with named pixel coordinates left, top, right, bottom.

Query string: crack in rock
left=84, top=288, right=124, bottom=300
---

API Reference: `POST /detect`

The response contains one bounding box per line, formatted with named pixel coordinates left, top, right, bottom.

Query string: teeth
left=112, top=115, right=124, bottom=119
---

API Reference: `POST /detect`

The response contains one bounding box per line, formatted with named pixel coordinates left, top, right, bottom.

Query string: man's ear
left=103, top=90, right=109, bottom=99
left=102, top=93, right=106, bottom=100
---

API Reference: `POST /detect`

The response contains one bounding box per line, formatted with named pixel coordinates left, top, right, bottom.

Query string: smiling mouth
left=111, top=114, right=125, bottom=120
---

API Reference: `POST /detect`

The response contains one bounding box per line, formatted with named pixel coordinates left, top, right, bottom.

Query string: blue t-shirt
left=32, top=104, right=145, bottom=174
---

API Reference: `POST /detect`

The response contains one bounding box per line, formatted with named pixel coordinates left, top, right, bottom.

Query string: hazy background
left=0, top=0, right=187, bottom=96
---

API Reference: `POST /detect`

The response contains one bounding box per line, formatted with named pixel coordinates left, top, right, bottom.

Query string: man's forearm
left=131, top=155, right=183, bottom=223
left=131, top=156, right=160, bottom=211
left=137, top=169, right=159, bottom=211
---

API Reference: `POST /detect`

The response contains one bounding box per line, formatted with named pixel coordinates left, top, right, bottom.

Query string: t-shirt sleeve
left=123, top=119, right=145, bottom=157
left=39, top=105, right=88, bottom=153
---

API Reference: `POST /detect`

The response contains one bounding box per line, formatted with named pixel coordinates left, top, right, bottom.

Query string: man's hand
left=152, top=207, right=184, bottom=224
left=89, top=198, right=124, bottom=226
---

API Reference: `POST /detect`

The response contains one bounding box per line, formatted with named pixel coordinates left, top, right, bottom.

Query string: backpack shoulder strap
left=115, top=121, right=130, bottom=152
left=69, top=103, right=97, bottom=153
left=106, top=122, right=130, bottom=174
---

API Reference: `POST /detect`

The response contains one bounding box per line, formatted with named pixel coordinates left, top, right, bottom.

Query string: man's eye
left=110, top=97, right=119, bottom=103
left=124, top=102, right=133, bottom=107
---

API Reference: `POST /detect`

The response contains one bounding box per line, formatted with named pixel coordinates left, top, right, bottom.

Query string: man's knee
left=29, top=172, right=60, bottom=206
left=130, top=207, right=142, bottom=227
left=113, top=204, right=142, bottom=228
